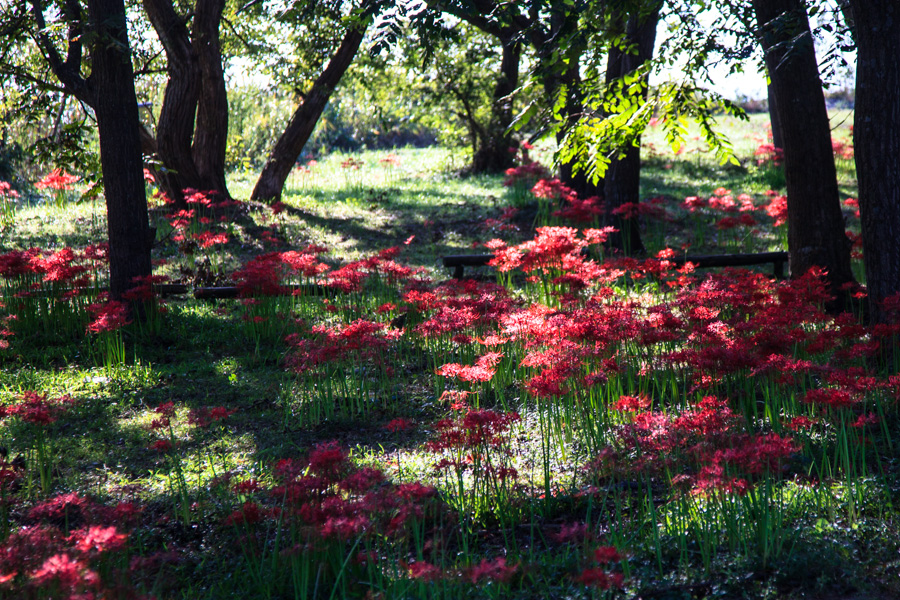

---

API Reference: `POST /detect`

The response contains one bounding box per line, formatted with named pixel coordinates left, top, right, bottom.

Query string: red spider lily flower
left=192, top=231, right=229, bottom=248
left=2, top=392, right=78, bottom=425
left=318, top=515, right=371, bottom=540
left=149, top=440, right=174, bottom=453
left=787, top=416, right=817, bottom=431
left=532, top=177, right=573, bottom=200
left=308, top=440, right=349, bottom=482
left=552, top=522, right=591, bottom=545
left=35, top=169, right=79, bottom=191
left=0, top=248, right=41, bottom=278
left=26, top=493, right=93, bottom=523
left=86, top=300, right=131, bottom=333
left=281, top=246, right=330, bottom=278
left=232, top=252, right=287, bottom=296
left=0, top=180, right=20, bottom=199
left=467, top=557, right=518, bottom=584
left=576, top=567, right=624, bottom=589
left=715, top=216, right=740, bottom=230
left=802, top=387, right=858, bottom=409
left=851, top=413, right=880, bottom=429
left=232, top=479, right=262, bottom=495
left=438, top=389, right=471, bottom=411
left=30, top=553, right=100, bottom=592
left=754, top=143, right=784, bottom=166
left=166, top=209, right=196, bottom=230
left=379, top=153, right=401, bottom=167
left=765, top=195, right=788, bottom=226
left=34, top=247, right=88, bottom=283
left=426, top=409, right=520, bottom=453
left=404, top=560, right=444, bottom=582
left=593, top=546, right=622, bottom=564
left=154, top=401, right=176, bottom=418
left=832, top=138, right=854, bottom=160
left=339, top=468, right=385, bottom=493
left=67, top=525, right=128, bottom=556
left=122, top=274, right=169, bottom=302
left=612, top=394, right=651, bottom=412
left=554, top=195, right=604, bottom=223
left=436, top=352, right=504, bottom=383
left=716, top=433, right=798, bottom=476
left=384, top=418, right=415, bottom=433
left=270, top=201, right=286, bottom=215
left=503, top=161, right=551, bottom=187
left=682, top=195, right=708, bottom=212
left=224, top=501, right=266, bottom=526
left=187, top=406, right=236, bottom=428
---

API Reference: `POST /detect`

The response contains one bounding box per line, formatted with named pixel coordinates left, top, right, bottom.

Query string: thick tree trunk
left=252, top=23, right=367, bottom=202
left=143, top=0, right=202, bottom=207
left=851, top=0, right=900, bottom=323
left=192, top=0, right=229, bottom=195
left=601, top=3, right=660, bottom=256
left=753, top=0, right=854, bottom=308
left=471, top=38, right=520, bottom=174
left=142, top=0, right=230, bottom=207
left=87, top=0, right=152, bottom=301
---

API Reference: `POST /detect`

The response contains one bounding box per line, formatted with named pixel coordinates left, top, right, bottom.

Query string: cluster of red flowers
left=0, top=247, right=95, bottom=288
left=0, top=181, right=20, bottom=201
left=225, top=441, right=439, bottom=550
left=0, top=391, right=78, bottom=426
left=503, top=160, right=551, bottom=189
left=286, top=318, right=401, bottom=375
left=35, top=169, right=78, bottom=192
left=754, top=143, right=784, bottom=167
left=0, top=493, right=145, bottom=598
left=86, top=299, right=131, bottom=333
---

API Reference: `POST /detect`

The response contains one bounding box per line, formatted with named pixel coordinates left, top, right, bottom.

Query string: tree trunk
left=753, top=0, right=854, bottom=308
left=601, top=3, right=661, bottom=256
left=471, top=37, right=520, bottom=174
left=143, top=0, right=202, bottom=207
left=766, top=82, right=784, bottom=149
left=252, top=22, right=367, bottom=202
left=86, top=0, right=152, bottom=301
left=142, top=0, right=230, bottom=207
left=851, top=0, right=900, bottom=323
left=192, top=0, right=229, bottom=195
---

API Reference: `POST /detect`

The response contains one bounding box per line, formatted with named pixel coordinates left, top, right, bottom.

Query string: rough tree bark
left=766, top=82, right=784, bottom=150
left=31, top=0, right=152, bottom=302
left=850, top=0, right=900, bottom=323
left=191, top=0, right=229, bottom=193
left=142, top=0, right=229, bottom=207
left=602, top=2, right=661, bottom=256
left=753, top=0, right=855, bottom=307
left=251, top=21, right=368, bottom=202
left=88, top=0, right=152, bottom=300
left=470, top=37, right=521, bottom=174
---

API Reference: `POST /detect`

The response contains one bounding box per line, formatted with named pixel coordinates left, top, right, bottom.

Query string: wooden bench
left=442, top=251, right=789, bottom=279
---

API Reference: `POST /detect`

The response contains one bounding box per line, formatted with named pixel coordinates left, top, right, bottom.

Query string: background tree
left=141, top=0, right=231, bottom=207
left=601, top=0, right=662, bottom=255
left=251, top=1, right=380, bottom=202
left=849, top=0, right=900, bottom=323
left=413, top=23, right=522, bottom=173
left=752, top=0, right=854, bottom=306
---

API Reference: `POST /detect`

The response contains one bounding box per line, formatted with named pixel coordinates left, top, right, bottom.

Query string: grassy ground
left=0, top=112, right=892, bottom=600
